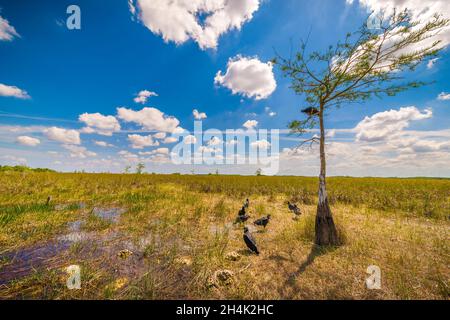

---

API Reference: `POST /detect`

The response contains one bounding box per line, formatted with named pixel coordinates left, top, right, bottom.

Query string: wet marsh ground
left=0, top=172, right=448, bottom=299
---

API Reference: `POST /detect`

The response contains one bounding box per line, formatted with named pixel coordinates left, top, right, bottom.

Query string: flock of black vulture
left=238, top=199, right=302, bottom=255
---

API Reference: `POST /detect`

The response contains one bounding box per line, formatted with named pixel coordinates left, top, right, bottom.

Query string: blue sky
left=0, top=0, right=449, bottom=176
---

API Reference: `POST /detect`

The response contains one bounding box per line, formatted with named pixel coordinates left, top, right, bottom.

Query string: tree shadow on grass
left=279, top=244, right=339, bottom=298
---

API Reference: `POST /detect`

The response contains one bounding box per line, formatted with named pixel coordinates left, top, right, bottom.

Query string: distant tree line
left=0, top=165, right=56, bottom=173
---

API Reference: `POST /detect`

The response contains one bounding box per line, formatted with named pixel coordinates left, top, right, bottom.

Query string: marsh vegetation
left=0, top=172, right=448, bottom=299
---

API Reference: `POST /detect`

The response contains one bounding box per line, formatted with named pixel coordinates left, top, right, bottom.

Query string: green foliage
left=136, top=163, right=145, bottom=174
left=0, top=203, right=54, bottom=227
left=212, top=199, right=228, bottom=220
left=0, top=165, right=55, bottom=173
left=0, top=172, right=448, bottom=220
left=274, top=10, right=449, bottom=135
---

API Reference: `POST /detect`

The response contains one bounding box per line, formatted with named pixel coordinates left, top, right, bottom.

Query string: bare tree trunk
left=315, top=104, right=339, bottom=246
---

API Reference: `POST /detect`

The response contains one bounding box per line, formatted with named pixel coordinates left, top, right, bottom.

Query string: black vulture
left=243, top=227, right=259, bottom=255
left=235, top=214, right=250, bottom=224
left=238, top=206, right=246, bottom=216
left=288, top=202, right=302, bottom=216
left=254, top=215, right=271, bottom=228
left=244, top=198, right=249, bottom=209
left=301, top=107, right=319, bottom=116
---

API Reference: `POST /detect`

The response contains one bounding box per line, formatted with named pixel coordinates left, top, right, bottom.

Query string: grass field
left=0, top=172, right=448, bottom=299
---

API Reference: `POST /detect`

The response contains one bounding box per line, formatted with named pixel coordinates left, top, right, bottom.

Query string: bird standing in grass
left=236, top=214, right=250, bottom=224
left=244, top=198, right=249, bottom=209
left=254, top=215, right=271, bottom=228
left=288, top=201, right=301, bottom=216
left=243, top=227, right=259, bottom=255
left=235, top=205, right=250, bottom=224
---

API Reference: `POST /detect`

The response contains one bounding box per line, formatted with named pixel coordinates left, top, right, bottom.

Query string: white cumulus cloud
left=184, top=135, right=197, bottom=144
left=130, top=0, right=260, bottom=50
left=0, top=83, right=30, bottom=99
left=265, top=106, right=277, bottom=117
left=16, top=136, right=40, bottom=147
left=347, top=0, right=450, bottom=49
left=163, top=136, right=179, bottom=144
left=153, top=132, right=167, bottom=139
left=117, top=107, right=181, bottom=133
left=250, top=139, right=271, bottom=150
left=128, top=134, right=160, bottom=149
left=79, top=112, right=121, bottom=136
left=193, top=109, right=207, bottom=120
left=134, top=90, right=158, bottom=104
left=355, top=107, right=433, bottom=142
left=243, top=120, right=258, bottom=130
left=215, top=56, right=276, bottom=100
left=427, top=58, right=439, bottom=69
left=94, top=141, right=114, bottom=147
left=0, top=15, right=20, bottom=41
left=44, top=127, right=81, bottom=145
left=62, top=145, right=97, bottom=159
left=437, top=92, right=450, bottom=100
left=118, top=150, right=139, bottom=161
